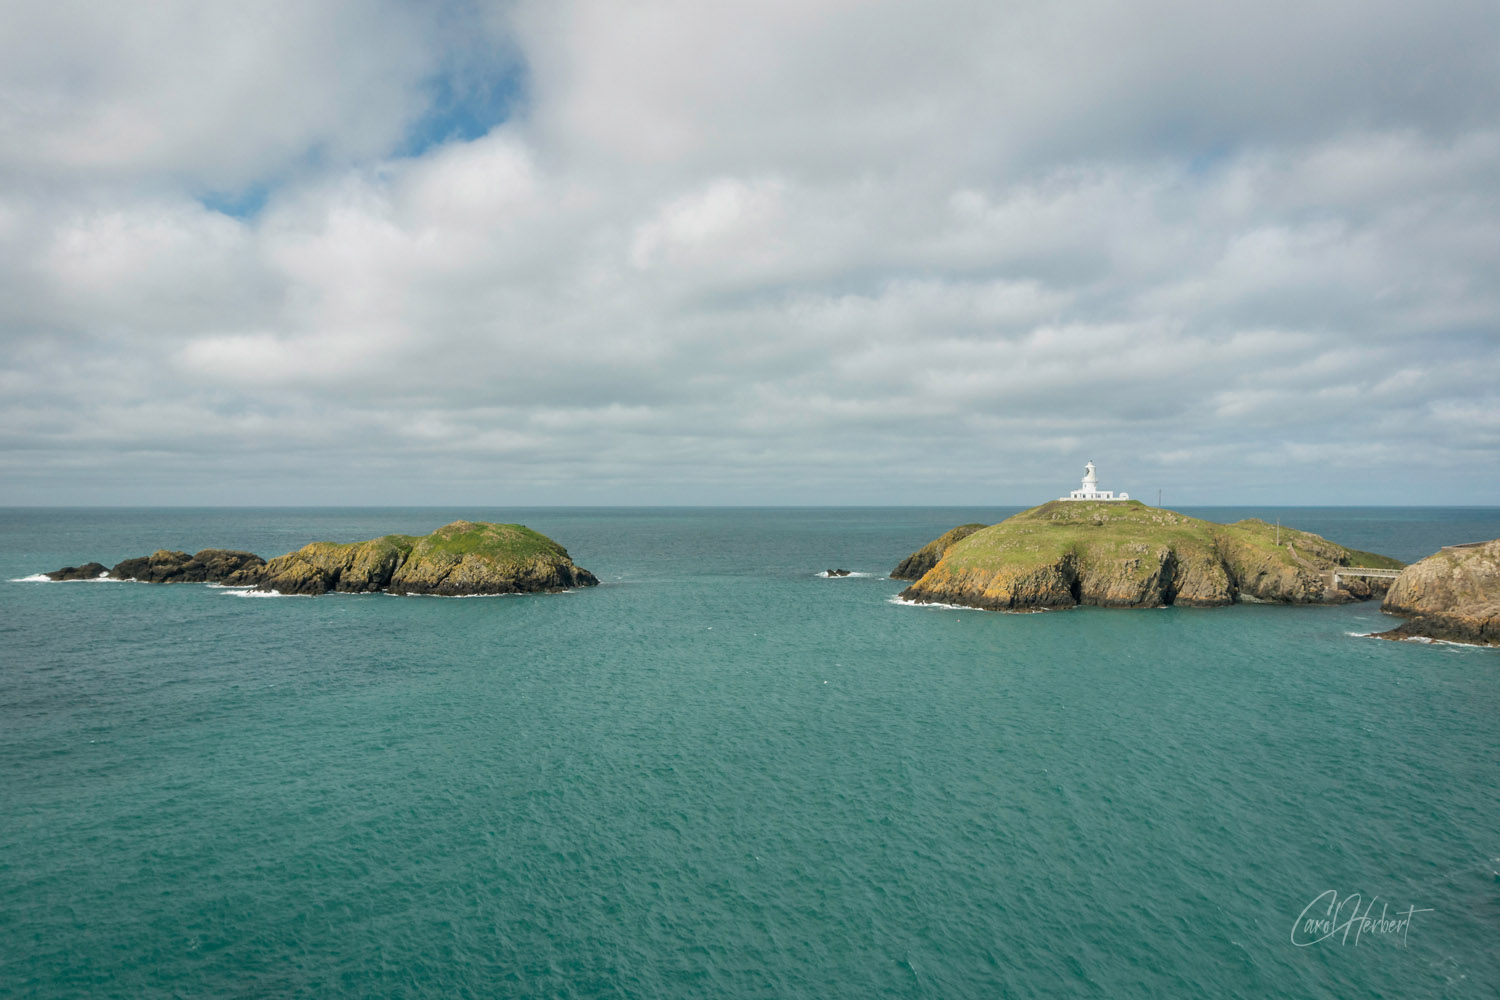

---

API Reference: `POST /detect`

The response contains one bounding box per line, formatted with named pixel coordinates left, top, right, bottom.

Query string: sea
left=2, top=506, right=1498, bottom=999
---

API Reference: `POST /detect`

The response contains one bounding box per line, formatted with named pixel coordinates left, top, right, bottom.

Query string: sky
left=1, top=0, right=1498, bottom=506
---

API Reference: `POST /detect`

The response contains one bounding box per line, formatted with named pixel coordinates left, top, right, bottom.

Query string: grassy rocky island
left=895, top=500, right=1403, bottom=611
left=46, top=521, right=599, bottom=596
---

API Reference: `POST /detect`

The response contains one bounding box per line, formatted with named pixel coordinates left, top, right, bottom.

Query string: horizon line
left=4, top=502, right=1500, bottom=511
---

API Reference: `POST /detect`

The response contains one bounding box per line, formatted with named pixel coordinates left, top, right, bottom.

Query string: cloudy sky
left=2, top=0, right=1497, bottom=505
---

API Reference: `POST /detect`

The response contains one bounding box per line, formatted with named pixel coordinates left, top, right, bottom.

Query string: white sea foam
left=816, top=570, right=873, bottom=578
left=10, top=572, right=124, bottom=583
left=1422, top=636, right=1491, bottom=649
left=1347, top=629, right=1490, bottom=648
left=887, top=594, right=973, bottom=611
left=223, top=588, right=304, bottom=598
left=11, top=574, right=52, bottom=582
left=386, top=590, right=535, bottom=598
left=887, top=593, right=1055, bottom=614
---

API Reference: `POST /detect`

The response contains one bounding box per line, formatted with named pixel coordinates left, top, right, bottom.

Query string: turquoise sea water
left=2, top=506, right=1498, bottom=999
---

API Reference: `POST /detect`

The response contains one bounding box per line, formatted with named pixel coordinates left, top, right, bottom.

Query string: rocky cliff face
left=45, top=522, right=598, bottom=597
left=1375, top=539, right=1500, bottom=645
left=890, top=524, right=987, bottom=580
left=899, top=501, right=1402, bottom=611
left=254, top=536, right=414, bottom=595
left=392, top=521, right=598, bottom=595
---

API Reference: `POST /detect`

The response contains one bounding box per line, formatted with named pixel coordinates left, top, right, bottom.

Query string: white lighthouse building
left=1062, top=461, right=1129, bottom=501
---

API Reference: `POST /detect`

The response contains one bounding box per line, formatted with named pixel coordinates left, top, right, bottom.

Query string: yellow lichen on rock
left=248, top=522, right=598, bottom=596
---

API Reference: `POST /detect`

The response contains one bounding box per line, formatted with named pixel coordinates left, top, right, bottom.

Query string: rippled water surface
left=3, top=507, right=1498, bottom=998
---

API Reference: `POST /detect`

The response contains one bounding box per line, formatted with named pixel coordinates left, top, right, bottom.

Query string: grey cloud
left=0, top=0, right=510, bottom=190
left=1, top=0, right=1498, bottom=505
left=517, top=0, right=1500, bottom=173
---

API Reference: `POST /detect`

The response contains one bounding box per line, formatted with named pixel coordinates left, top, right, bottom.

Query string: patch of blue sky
left=201, top=183, right=272, bottom=220
left=1184, top=143, right=1234, bottom=176
left=200, top=61, right=525, bottom=221
left=398, top=59, right=526, bottom=158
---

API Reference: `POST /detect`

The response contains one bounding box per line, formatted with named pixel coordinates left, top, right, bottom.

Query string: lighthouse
left=1062, top=461, right=1129, bottom=501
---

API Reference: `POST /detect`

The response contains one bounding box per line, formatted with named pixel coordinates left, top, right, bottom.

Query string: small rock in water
left=826, top=568, right=852, bottom=577
left=45, top=562, right=109, bottom=581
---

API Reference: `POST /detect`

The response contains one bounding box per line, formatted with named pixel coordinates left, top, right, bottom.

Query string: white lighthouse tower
left=1063, top=461, right=1129, bottom=501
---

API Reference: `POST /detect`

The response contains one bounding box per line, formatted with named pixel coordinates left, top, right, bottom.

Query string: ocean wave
left=1347, top=630, right=1490, bottom=649
left=887, top=594, right=975, bottom=611
left=220, top=587, right=564, bottom=599
left=886, top=594, right=1057, bottom=614
left=1408, top=635, right=1490, bottom=649
left=384, top=590, right=541, bottom=598
left=816, top=570, right=873, bottom=578
left=10, top=572, right=121, bottom=583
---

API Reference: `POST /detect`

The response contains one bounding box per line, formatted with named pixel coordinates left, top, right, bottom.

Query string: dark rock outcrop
left=826, top=568, right=852, bottom=577
left=1328, top=575, right=1390, bottom=601
left=110, top=549, right=266, bottom=584
left=45, top=562, right=109, bottom=581
left=1375, top=539, right=1500, bottom=646
left=1376, top=608, right=1500, bottom=645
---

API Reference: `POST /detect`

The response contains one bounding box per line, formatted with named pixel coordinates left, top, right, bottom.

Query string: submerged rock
left=898, top=501, right=1403, bottom=612
left=1375, top=539, right=1500, bottom=646
left=826, top=568, right=852, bottom=577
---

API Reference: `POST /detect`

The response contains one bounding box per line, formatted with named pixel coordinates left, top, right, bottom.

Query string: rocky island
left=895, top=500, right=1403, bottom=611
left=45, top=521, right=599, bottom=596
left=1374, top=539, right=1500, bottom=646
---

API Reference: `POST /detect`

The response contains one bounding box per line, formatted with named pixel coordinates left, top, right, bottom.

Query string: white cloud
left=0, top=1, right=467, bottom=190
left=631, top=177, right=785, bottom=270
left=1, top=0, right=1498, bottom=503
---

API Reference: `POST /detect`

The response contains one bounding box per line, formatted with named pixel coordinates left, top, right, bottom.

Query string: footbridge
left=1328, top=566, right=1402, bottom=589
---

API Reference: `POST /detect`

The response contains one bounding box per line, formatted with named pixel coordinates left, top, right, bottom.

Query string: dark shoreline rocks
left=1375, top=610, right=1500, bottom=646
left=1374, top=539, right=1500, bottom=646
left=109, top=549, right=267, bottom=584
left=42, top=521, right=598, bottom=597
left=44, top=562, right=110, bottom=581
